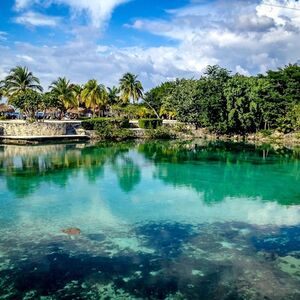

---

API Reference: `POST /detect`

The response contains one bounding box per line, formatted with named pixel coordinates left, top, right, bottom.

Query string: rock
left=62, top=228, right=81, bottom=235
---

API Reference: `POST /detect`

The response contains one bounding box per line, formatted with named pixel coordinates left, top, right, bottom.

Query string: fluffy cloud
left=14, top=11, right=61, bottom=27
left=14, top=0, right=129, bottom=28
left=129, top=0, right=300, bottom=74
left=1, top=0, right=300, bottom=90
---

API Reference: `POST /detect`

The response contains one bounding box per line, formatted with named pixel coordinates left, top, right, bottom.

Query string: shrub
left=138, top=118, right=162, bottom=129
left=81, top=118, right=130, bottom=130
left=96, top=124, right=134, bottom=141
left=144, top=127, right=176, bottom=140
left=259, top=129, right=273, bottom=137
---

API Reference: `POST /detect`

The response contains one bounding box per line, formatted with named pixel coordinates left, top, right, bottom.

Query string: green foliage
left=259, top=129, right=273, bottom=137
left=81, top=117, right=130, bottom=130
left=49, top=77, right=77, bottom=111
left=165, top=79, right=201, bottom=127
left=144, top=127, right=176, bottom=140
left=143, top=82, right=176, bottom=118
left=119, top=73, right=143, bottom=104
left=97, top=126, right=134, bottom=141
left=138, top=118, right=163, bottom=129
left=2, top=66, right=43, bottom=98
left=111, top=104, right=156, bottom=119
left=173, top=123, right=193, bottom=135
left=81, top=79, right=108, bottom=116
left=162, top=64, right=300, bottom=134
left=10, top=90, right=42, bottom=118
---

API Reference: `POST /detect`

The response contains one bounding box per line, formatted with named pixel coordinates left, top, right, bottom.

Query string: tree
left=72, top=84, right=83, bottom=108
left=164, top=79, right=201, bottom=128
left=10, top=90, right=42, bottom=119
left=265, top=64, right=300, bottom=129
left=81, top=80, right=108, bottom=117
left=107, top=86, right=120, bottom=105
left=143, top=82, right=176, bottom=118
left=197, top=65, right=231, bottom=133
left=119, top=73, right=143, bottom=104
left=40, top=92, right=61, bottom=119
left=49, top=77, right=77, bottom=114
left=224, top=76, right=260, bottom=134
left=3, top=66, right=42, bottom=98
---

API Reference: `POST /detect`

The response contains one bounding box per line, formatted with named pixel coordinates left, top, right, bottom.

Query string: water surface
left=0, top=141, right=299, bottom=299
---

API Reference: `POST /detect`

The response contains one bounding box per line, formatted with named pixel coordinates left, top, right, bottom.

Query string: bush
left=138, top=118, right=162, bottom=129
left=144, top=127, right=176, bottom=140
left=81, top=118, right=130, bottom=130
left=96, top=124, right=134, bottom=141
left=259, top=129, right=273, bottom=137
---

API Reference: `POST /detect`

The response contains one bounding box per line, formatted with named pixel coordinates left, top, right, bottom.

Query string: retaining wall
left=0, top=121, right=68, bottom=136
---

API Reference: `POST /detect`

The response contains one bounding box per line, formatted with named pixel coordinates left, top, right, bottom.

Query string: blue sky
left=0, top=0, right=300, bottom=89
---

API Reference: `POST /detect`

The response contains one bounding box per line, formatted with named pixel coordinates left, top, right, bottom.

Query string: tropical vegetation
left=0, top=63, right=300, bottom=135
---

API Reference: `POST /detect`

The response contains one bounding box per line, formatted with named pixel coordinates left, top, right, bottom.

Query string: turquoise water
left=0, top=141, right=299, bottom=299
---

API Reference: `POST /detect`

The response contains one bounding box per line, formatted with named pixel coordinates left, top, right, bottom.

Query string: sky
left=0, top=0, right=300, bottom=90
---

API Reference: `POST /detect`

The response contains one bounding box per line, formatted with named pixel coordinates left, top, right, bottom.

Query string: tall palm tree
left=3, top=66, right=43, bottom=98
left=81, top=80, right=108, bottom=117
left=49, top=77, right=77, bottom=112
left=119, top=73, right=143, bottom=104
left=107, top=86, right=120, bottom=105
left=0, top=82, right=6, bottom=100
left=71, top=84, right=83, bottom=108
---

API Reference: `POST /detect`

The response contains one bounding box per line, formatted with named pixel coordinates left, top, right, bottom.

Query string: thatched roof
left=45, top=108, right=59, bottom=114
left=67, top=107, right=86, bottom=114
left=0, top=103, right=15, bottom=113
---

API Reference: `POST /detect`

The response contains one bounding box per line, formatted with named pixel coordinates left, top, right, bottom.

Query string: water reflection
left=1, top=141, right=299, bottom=204
left=0, top=141, right=300, bottom=299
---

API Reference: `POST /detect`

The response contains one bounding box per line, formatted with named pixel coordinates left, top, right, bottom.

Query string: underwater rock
left=62, top=228, right=81, bottom=235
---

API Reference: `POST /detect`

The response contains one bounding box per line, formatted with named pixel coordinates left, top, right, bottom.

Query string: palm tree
left=107, top=86, right=120, bottom=105
left=71, top=84, right=83, bottom=108
left=3, top=66, right=43, bottom=98
left=119, top=73, right=143, bottom=104
left=49, top=77, right=77, bottom=112
left=81, top=80, right=108, bottom=117
left=0, top=81, right=6, bottom=100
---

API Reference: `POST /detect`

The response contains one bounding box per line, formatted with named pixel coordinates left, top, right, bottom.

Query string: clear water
left=0, top=141, right=299, bottom=300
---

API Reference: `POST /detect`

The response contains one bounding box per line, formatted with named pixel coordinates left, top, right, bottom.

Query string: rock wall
left=0, top=121, right=68, bottom=136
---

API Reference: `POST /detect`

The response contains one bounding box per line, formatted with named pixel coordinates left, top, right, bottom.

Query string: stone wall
left=0, top=121, right=68, bottom=137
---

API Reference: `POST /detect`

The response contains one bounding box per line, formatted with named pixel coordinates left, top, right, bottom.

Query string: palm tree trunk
left=143, top=98, right=160, bottom=118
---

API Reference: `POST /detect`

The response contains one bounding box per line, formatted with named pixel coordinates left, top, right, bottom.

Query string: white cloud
left=14, top=0, right=129, bottom=28
left=129, top=0, right=300, bottom=75
left=2, top=0, right=300, bottom=91
left=14, top=11, right=61, bottom=27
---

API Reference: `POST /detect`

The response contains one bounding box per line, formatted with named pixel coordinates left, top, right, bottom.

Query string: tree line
left=1, top=64, right=300, bottom=134
left=144, top=64, right=300, bottom=134
left=0, top=67, right=144, bottom=119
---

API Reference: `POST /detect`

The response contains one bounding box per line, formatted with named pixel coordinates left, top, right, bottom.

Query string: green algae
left=278, top=256, right=300, bottom=278
left=95, top=283, right=142, bottom=300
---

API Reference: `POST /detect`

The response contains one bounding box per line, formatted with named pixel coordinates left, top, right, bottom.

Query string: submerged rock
left=62, top=228, right=81, bottom=235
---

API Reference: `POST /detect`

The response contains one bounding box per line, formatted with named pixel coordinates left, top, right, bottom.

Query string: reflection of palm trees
left=2, top=141, right=299, bottom=203
left=0, top=143, right=140, bottom=197
left=112, top=156, right=141, bottom=193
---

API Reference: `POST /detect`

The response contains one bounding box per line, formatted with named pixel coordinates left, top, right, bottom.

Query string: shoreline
left=0, top=120, right=299, bottom=147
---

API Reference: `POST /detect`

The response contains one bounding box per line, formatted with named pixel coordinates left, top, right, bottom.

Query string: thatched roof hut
left=67, top=107, right=87, bottom=114
left=0, top=104, right=15, bottom=113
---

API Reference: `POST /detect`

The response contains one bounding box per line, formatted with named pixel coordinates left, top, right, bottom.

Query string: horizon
left=1, top=0, right=300, bottom=90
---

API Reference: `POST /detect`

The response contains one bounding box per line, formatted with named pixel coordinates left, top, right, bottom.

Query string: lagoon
left=0, top=141, right=299, bottom=299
